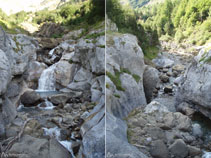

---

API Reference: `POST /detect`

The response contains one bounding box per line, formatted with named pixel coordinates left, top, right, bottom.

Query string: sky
left=0, top=0, right=59, bottom=15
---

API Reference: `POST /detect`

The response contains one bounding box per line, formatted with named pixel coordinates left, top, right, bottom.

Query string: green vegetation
left=137, top=0, right=211, bottom=45
left=106, top=0, right=158, bottom=51
left=0, top=9, right=29, bottom=34
left=114, top=93, right=121, bottom=98
left=85, top=31, right=105, bottom=39
left=33, top=0, right=105, bottom=28
left=132, top=74, right=141, bottom=83
left=106, top=0, right=159, bottom=59
left=106, top=71, right=125, bottom=91
left=0, top=0, right=105, bottom=34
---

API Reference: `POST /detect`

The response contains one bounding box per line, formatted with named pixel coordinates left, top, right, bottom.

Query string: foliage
left=137, top=0, right=211, bottom=45
left=32, top=0, right=105, bottom=27
left=107, top=0, right=159, bottom=53
left=106, top=71, right=125, bottom=91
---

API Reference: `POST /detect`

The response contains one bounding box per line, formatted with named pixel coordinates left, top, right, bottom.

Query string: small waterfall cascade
left=202, top=152, right=211, bottom=158
left=38, top=64, right=56, bottom=91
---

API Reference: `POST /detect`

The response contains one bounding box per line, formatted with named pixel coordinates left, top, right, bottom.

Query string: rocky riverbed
left=126, top=45, right=211, bottom=158
left=106, top=18, right=211, bottom=158
left=0, top=22, right=105, bottom=158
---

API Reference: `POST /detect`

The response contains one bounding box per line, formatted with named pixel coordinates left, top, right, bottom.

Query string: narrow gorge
left=106, top=18, right=211, bottom=158
left=0, top=19, right=105, bottom=157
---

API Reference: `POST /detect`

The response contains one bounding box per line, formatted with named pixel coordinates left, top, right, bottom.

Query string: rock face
left=0, top=49, right=11, bottom=95
left=143, top=66, right=159, bottom=103
left=80, top=97, right=105, bottom=158
left=126, top=102, right=202, bottom=158
left=20, top=89, right=42, bottom=107
left=106, top=33, right=146, bottom=118
left=176, top=48, right=211, bottom=119
left=106, top=113, right=147, bottom=158
left=9, top=135, right=72, bottom=158
left=106, top=33, right=149, bottom=157
left=0, top=30, right=39, bottom=138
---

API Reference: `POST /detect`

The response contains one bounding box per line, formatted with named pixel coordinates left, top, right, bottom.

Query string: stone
left=152, top=57, right=174, bottom=68
left=164, top=85, right=173, bottom=93
left=49, top=94, right=69, bottom=105
left=176, top=48, right=211, bottom=119
left=150, top=140, right=170, bottom=158
left=160, top=74, right=169, bottom=83
left=192, top=123, right=203, bottom=138
left=9, top=135, right=49, bottom=158
left=106, top=113, right=147, bottom=158
left=54, top=61, right=74, bottom=87
left=106, top=16, right=118, bottom=32
left=188, top=145, right=201, bottom=156
left=163, top=112, right=191, bottom=131
left=20, top=89, right=42, bottom=107
left=80, top=104, right=105, bottom=158
left=143, top=66, right=160, bottom=103
left=49, top=139, right=72, bottom=158
left=0, top=49, right=11, bottom=95
left=2, top=97, right=17, bottom=124
left=172, top=64, right=185, bottom=73
left=169, top=139, right=188, bottom=158
left=25, top=61, right=47, bottom=86
left=144, top=101, right=169, bottom=114
left=5, top=82, right=21, bottom=98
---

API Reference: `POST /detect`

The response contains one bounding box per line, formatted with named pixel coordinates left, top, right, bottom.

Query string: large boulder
left=106, top=113, right=147, bottom=158
left=0, top=49, right=11, bottom=95
left=9, top=135, right=72, bottom=158
left=143, top=66, right=159, bottom=103
left=54, top=61, right=74, bottom=88
left=80, top=96, right=105, bottom=158
left=8, top=34, right=39, bottom=75
left=106, top=33, right=146, bottom=118
left=20, top=89, right=42, bottom=107
left=176, top=48, right=211, bottom=119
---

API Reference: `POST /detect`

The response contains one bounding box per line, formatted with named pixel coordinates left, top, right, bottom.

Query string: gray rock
left=106, top=16, right=118, bottom=32
left=150, top=140, right=170, bottom=158
left=172, top=64, right=185, bottom=73
left=176, top=49, right=211, bottom=119
left=144, top=101, right=169, bottom=114
left=152, top=57, right=174, bottom=68
left=163, top=112, right=192, bottom=131
left=25, top=61, right=47, bottom=83
left=49, top=94, right=69, bottom=105
left=0, top=49, right=11, bottom=95
left=169, top=139, right=188, bottom=158
left=49, top=139, right=72, bottom=158
left=106, top=113, right=147, bottom=158
left=160, top=74, right=169, bottom=83
left=2, top=97, right=17, bottom=124
left=55, top=60, right=74, bottom=87
left=80, top=100, right=105, bottom=158
left=5, top=82, right=21, bottom=98
left=188, top=145, right=201, bottom=156
left=9, top=135, right=49, bottom=158
left=164, top=85, right=173, bottom=93
left=20, top=89, right=42, bottom=107
left=143, top=66, right=160, bottom=103
left=106, top=34, right=146, bottom=118
left=192, top=123, right=203, bottom=138
left=9, top=135, right=71, bottom=158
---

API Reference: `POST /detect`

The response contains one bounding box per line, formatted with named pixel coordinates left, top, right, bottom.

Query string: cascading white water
left=38, top=64, right=56, bottom=91
left=203, top=152, right=211, bottom=158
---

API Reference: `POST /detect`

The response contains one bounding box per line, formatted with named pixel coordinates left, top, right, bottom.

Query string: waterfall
left=203, top=152, right=211, bottom=158
left=38, top=64, right=56, bottom=91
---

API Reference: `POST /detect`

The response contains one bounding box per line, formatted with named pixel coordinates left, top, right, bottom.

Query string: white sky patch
left=0, top=0, right=60, bottom=15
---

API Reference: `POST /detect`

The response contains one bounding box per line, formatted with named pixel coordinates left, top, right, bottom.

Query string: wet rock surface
left=126, top=45, right=211, bottom=158
left=0, top=23, right=105, bottom=158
